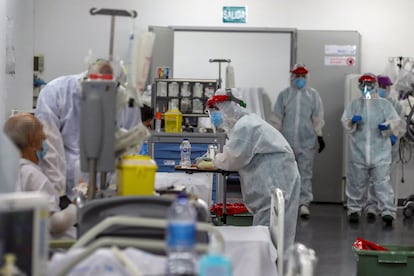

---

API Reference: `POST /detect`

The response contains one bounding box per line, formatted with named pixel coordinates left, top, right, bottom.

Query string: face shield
left=87, top=59, right=114, bottom=80
left=358, top=81, right=376, bottom=99
left=290, top=64, right=309, bottom=90
left=206, top=89, right=247, bottom=110
left=206, top=88, right=247, bottom=132
left=358, top=74, right=377, bottom=100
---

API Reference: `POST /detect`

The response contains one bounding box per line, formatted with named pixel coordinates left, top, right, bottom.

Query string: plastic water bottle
left=155, top=111, right=162, bottom=133
left=198, top=237, right=232, bottom=276
left=180, top=138, right=192, bottom=168
left=166, top=192, right=197, bottom=276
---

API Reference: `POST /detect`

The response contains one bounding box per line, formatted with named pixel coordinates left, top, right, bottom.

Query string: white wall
left=0, top=0, right=33, bottom=123
left=34, top=0, right=414, bottom=81
left=0, top=2, right=6, bottom=124
left=33, top=0, right=414, bottom=199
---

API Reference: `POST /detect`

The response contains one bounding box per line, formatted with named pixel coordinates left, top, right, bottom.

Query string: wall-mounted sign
left=222, top=6, right=247, bottom=23
left=325, top=45, right=357, bottom=56
left=324, top=56, right=356, bottom=66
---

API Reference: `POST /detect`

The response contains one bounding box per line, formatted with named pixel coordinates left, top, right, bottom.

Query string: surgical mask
left=210, top=111, right=223, bottom=128
left=377, top=88, right=387, bottom=98
left=36, top=140, right=48, bottom=161
left=294, top=77, right=306, bottom=89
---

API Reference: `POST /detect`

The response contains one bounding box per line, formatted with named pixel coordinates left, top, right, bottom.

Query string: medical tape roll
left=225, top=64, right=235, bottom=89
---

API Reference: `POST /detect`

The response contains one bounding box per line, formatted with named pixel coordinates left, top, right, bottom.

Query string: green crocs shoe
left=349, top=212, right=359, bottom=223
left=382, top=215, right=394, bottom=226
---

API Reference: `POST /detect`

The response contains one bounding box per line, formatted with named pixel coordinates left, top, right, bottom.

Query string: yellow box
left=117, top=155, right=158, bottom=196
left=164, top=109, right=182, bottom=133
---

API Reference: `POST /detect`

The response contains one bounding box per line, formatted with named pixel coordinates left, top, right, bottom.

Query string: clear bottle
left=155, top=111, right=162, bottom=133
left=180, top=138, right=192, bottom=168
left=198, top=237, right=232, bottom=276
left=166, top=192, right=197, bottom=276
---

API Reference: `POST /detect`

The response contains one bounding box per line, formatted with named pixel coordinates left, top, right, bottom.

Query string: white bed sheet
left=216, top=225, right=278, bottom=276
left=48, top=225, right=278, bottom=276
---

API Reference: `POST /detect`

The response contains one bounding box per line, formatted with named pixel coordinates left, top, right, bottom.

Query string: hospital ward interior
left=3, top=1, right=414, bottom=275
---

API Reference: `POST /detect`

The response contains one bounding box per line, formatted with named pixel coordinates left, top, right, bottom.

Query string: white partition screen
left=173, top=29, right=294, bottom=108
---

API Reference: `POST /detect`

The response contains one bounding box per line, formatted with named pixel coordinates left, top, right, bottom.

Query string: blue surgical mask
left=378, top=88, right=387, bottom=98
left=210, top=111, right=223, bottom=128
left=294, top=77, right=306, bottom=89
left=36, top=140, right=48, bottom=161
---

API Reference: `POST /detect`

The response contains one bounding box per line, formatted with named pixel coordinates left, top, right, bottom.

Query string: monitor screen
left=0, top=209, right=34, bottom=275
left=0, top=192, right=49, bottom=276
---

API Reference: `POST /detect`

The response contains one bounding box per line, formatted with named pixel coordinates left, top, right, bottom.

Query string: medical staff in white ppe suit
left=341, top=73, right=401, bottom=226
left=270, top=64, right=325, bottom=219
left=364, top=75, right=406, bottom=220
left=4, top=113, right=78, bottom=239
left=207, top=88, right=301, bottom=251
left=35, top=60, right=140, bottom=201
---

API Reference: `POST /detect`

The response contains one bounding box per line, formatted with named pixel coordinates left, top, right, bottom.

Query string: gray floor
left=295, top=203, right=414, bottom=276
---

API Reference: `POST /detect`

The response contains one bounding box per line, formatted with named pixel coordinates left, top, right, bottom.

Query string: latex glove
left=390, top=135, right=397, bottom=146
left=351, top=115, right=362, bottom=124
left=378, top=123, right=390, bottom=131
left=317, top=136, right=326, bottom=153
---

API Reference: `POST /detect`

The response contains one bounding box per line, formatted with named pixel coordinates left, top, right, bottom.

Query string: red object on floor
left=353, top=237, right=388, bottom=251
left=210, top=203, right=248, bottom=216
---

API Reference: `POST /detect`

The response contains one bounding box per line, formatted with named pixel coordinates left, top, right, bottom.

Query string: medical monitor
left=0, top=192, right=49, bottom=276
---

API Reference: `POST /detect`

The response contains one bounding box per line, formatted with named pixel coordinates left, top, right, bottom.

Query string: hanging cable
left=398, top=137, right=412, bottom=183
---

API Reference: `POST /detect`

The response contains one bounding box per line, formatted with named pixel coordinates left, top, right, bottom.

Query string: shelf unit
left=152, top=78, right=218, bottom=115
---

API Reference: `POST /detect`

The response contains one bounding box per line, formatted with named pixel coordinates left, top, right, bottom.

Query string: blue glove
left=390, top=135, right=397, bottom=146
left=378, top=123, right=390, bottom=131
left=351, top=115, right=362, bottom=124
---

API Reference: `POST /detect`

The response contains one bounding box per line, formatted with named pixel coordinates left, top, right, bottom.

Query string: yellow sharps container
left=164, top=108, right=182, bottom=133
left=117, top=155, right=158, bottom=196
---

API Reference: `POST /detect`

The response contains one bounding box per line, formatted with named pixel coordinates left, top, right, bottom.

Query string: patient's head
left=3, top=113, right=47, bottom=164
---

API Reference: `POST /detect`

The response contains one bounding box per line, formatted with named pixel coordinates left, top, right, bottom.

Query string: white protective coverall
left=270, top=81, right=325, bottom=207
left=35, top=73, right=140, bottom=198
left=211, top=89, right=301, bottom=251
left=365, top=89, right=406, bottom=214
left=341, top=94, right=402, bottom=218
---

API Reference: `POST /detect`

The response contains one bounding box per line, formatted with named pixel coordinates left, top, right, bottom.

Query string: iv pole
left=90, top=8, right=137, bottom=62
left=209, top=58, right=231, bottom=89
left=84, top=8, right=137, bottom=199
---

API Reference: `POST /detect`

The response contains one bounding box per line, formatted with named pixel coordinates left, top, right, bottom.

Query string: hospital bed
left=49, top=189, right=285, bottom=275
left=54, top=216, right=224, bottom=275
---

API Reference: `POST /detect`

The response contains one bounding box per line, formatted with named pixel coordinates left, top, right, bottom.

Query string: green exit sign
left=222, top=6, right=247, bottom=23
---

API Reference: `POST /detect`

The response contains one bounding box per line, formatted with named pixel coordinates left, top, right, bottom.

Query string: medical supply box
left=353, top=245, right=414, bottom=276
left=211, top=203, right=253, bottom=226
left=117, top=155, right=157, bottom=196
left=164, top=108, right=182, bottom=133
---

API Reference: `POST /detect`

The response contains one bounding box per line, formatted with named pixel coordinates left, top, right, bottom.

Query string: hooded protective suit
left=365, top=76, right=406, bottom=215
left=35, top=69, right=140, bottom=199
left=341, top=91, right=401, bottom=218
left=270, top=67, right=325, bottom=207
left=210, top=88, right=300, bottom=251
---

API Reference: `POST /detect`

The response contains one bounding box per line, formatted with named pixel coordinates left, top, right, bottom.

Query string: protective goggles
left=206, top=89, right=247, bottom=109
